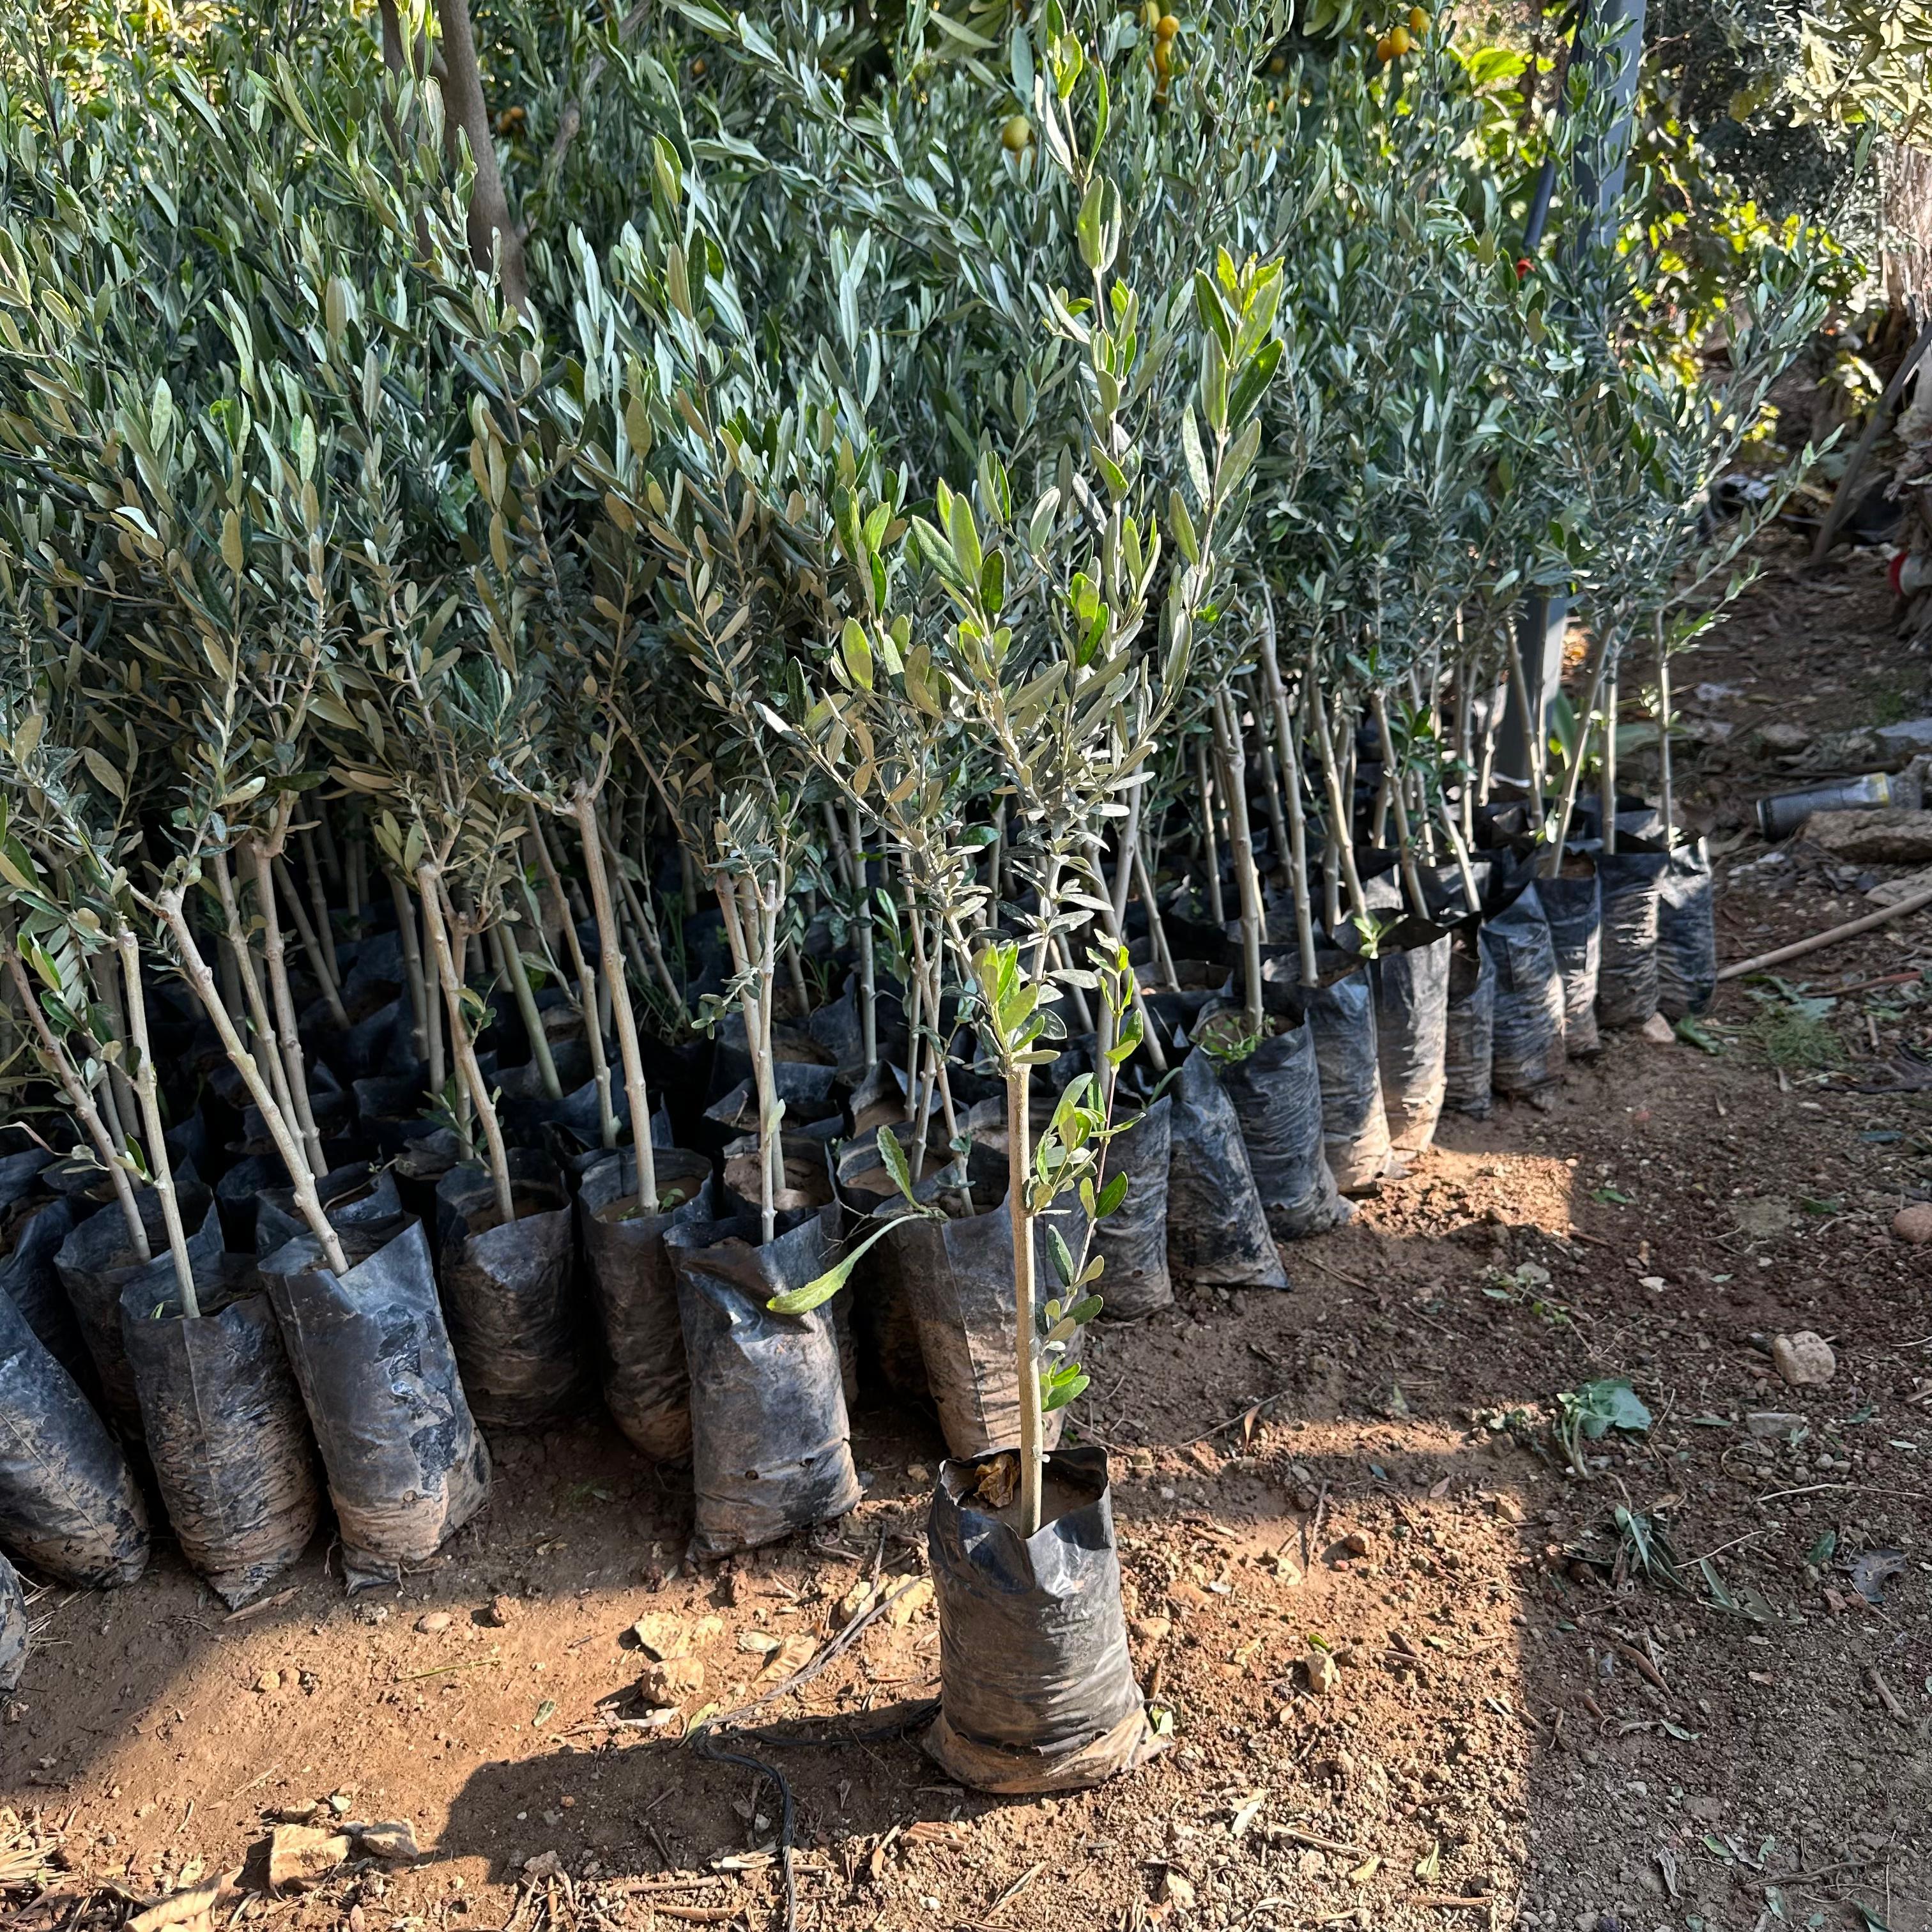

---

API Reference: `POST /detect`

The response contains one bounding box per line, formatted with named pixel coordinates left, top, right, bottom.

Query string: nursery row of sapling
left=0, top=0, right=1838, bottom=1787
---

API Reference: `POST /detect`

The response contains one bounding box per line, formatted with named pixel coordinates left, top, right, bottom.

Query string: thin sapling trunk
left=491, top=920, right=562, bottom=1100
left=154, top=889, right=349, bottom=1276
left=1212, top=691, right=1266, bottom=1033
left=526, top=810, right=616, bottom=1144
left=573, top=790, right=657, bottom=1214
left=390, top=870, right=431, bottom=1064
left=117, top=925, right=197, bottom=1319
left=1005, top=1062, right=1044, bottom=1537
left=418, top=863, right=516, bottom=1222
left=3, top=942, right=150, bottom=1256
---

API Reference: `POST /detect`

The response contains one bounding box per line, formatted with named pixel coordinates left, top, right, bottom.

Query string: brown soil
left=6, top=538, right=1931, bottom=1932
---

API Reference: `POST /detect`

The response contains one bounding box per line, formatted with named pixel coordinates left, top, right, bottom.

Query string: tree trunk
left=433, top=0, right=530, bottom=312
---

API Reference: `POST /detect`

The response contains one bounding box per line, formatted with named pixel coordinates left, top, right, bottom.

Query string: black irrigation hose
left=684, top=1576, right=933, bottom=1932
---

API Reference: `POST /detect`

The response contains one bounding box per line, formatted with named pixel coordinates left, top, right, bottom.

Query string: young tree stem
left=3, top=944, right=149, bottom=1257
left=118, top=926, right=197, bottom=1319
left=156, top=894, right=348, bottom=1276
left=1006, top=1062, right=1043, bottom=1538
left=574, top=790, right=657, bottom=1214
left=419, top=864, right=516, bottom=1222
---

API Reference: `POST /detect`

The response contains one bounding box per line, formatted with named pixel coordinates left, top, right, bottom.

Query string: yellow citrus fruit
left=1388, top=24, right=1412, bottom=53
left=1409, top=6, right=1429, bottom=33
left=1155, top=12, right=1181, bottom=38
left=1000, top=113, right=1032, bottom=152
left=1374, top=32, right=1397, bottom=59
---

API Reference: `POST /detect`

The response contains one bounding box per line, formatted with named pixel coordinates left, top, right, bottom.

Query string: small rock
left=521, top=1852, right=562, bottom=1880
left=905, top=1464, right=931, bottom=1483
left=267, top=1826, right=350, bottom=1892
left=1341, top=1530, right=1372, bottom=1558
left=1800, top=808, right=1932, bottom=866
left=1489, top=1495, right=1523, bottom=1522
left=482, top=1595, right=519, bottom=1628
left=415, top=1612, right=452, bottom=1635
left=327, top=1794, right=353, bottom=1816
left=1305, top=1649, right=1339, bottom=1694
left=1745, top=1410, right=1804, bottom=1439
left=354, top=1822, right=421, bottom=1862
left=1892, top=1202, right=1932, bottom=1245
left=885, top=1579, right=934, bottom=1627
left=254, top=1671, right=281, bottom=1694
left=737, top=1630, right=782, bottom=1656
left=631, top=1614, right=687, bottom=1660
left=1167, top=1579, right=1210, bottom=1613
left=1160, top=1869, right=1196, bottom=1908
left=835, top=1581, right=878, bottom=1627
left=1771, top=1331, right=1836, bottom=1388
left=1757, top=721, right=1812, bottom=754
left=1131, top=1615, right=1173, bottom=1644
left=1639, top=1012, right=1675, bottom=1045
left=353, top=1604, right=390, bottom=1627
left=638, top=1657, right=706, bottom=1706
left=720, top=1568, right=749, bottom=1607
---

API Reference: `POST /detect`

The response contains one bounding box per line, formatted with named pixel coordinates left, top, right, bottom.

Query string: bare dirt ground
left=4, top=534, right=1930, bottom=1932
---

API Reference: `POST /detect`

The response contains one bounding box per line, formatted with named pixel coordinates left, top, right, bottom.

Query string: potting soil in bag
left=54, top=1174, right=215, bottom=1434
left=893, top=1183, right=1087, bottom=1460
left=667, top=1208, right=862, bottom=1560
left=436, top=1153, right=589, bottom=1430
left=120, top=1245, right=321, bottom=1607
left=0, top=1194, right=84, bottom=1383
left=1091, top=1096, right=1173, bottom=1320
left=1480, top=885, right=1567, bottom=1096
left=0, top=1289, right=148, bottom=1587
left=578, top=1148, right=714, bottom=1461
left=1596, top=850, right=1670, bottom=1028
left=1163, top=1046, right=1286, bottom=1289
left=1656, top=839, right=1717, bottom=1019
left=1538, top=872, right=1602, bottom=1058
left=1443, top=938, right=1495, bottom=1117
left=926, top=1446, right=1165, bottom=1795
left=0, top=1552, right=25, bottom=1693
left=1372, top=937, right=1450, bottom=1156
left=217, top=1154, right=288, bottom=1251
left=259, top=1218, right=491, bottom=1589
left=1214, top=1017, right=1349, bottom=1237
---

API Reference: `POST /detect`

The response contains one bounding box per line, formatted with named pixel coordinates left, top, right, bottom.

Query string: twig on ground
left=1717, top=890, right=1932, bottom=981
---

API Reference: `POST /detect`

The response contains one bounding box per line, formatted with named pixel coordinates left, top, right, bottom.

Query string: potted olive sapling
left=790, top=59, right=1282, bottom=1777
left=0, top=724, right=319, bottom=1604
left=563, top=160, right=864, bottom=1554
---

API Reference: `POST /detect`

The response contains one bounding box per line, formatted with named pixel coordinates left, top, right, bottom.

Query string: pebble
left=1892, top=1202, right=1932, bottom=1245
left=1305, top=1649, right=1339, bottom=1694
left=1131, top=1615, right=1173, bottom=1644
left=415, top=1612, right=452, bottom=1635
left=255, top=1671, right=281, bottom=1693
left=1160, top=1870, right=1196, bottom=1908
left=1745, top=1410, right=1804, bottom=1439
left=1771, top=1331, right=1836, bottom=1388
left=483, top=1595, right=520, bottom=1628
left=638, top=1657, right=705, bottom=1706
left=1639, top=1013, right=1675, bottom=1045
left=1342, top=1530, right=1372, bottom=1558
